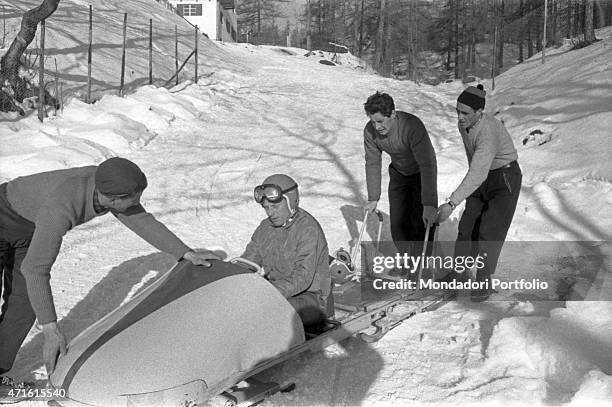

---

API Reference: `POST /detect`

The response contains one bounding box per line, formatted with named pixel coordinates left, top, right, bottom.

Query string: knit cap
left=95, top=157, right=148, bottom=196
left=457, top=84, right=486, bottom=111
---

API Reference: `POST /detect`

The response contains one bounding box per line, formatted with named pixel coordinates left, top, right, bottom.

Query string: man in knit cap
left=0, top=157, right=219, bottom=393
left=437, top=85, right=522, bottom=301
left=362, top=92, right=438, bottom=274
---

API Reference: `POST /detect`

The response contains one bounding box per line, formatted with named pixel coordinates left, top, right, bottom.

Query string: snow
left=1, top=1, right=611, bottom=405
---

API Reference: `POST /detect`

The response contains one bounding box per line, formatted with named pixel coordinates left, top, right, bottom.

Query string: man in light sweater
left=0, top=157, right=219, bottom=387
left=437, top=85, right=522, bottom=301
left=362, top=92, right=438, bottom=272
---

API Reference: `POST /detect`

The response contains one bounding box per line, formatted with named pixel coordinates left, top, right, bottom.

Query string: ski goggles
left=253, top=183, right=297, bottom=204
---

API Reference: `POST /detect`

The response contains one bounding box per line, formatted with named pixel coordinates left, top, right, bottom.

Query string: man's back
left=6, top=166, right=97, bottom=224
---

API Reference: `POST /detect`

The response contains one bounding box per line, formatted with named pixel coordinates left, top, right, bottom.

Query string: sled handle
left=350, top=210, right=369, bottom=261
left=417, top=224, right=431, bottom=282
left=229, top=257, right=266, bottom=277
left=374, top=210, right=383, bottom=251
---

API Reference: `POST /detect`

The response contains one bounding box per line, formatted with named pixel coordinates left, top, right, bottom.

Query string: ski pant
left=0, top=183, right=36, bottom=374
left=454, top=161, right=522, bottom=283
left=388, top=165, right=436, bottom=260
left=287, top=290, right=333, bottom=330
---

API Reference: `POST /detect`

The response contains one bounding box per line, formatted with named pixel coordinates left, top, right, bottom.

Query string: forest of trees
left=237, top=0, right=612, bottom=84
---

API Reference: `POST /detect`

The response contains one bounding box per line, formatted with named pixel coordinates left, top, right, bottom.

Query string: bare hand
left=422, top=205, right=438, bottom=226
left=42, top=322, right=67, bottom=375
left=364, top=200, right=378, bottom=214
left=183, top=249, right=223, bottom=267
left=436, top=203, right=454, bottom=223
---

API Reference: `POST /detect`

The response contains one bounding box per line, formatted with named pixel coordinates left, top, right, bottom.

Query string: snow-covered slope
left=1, top=3, right=611, bottom=405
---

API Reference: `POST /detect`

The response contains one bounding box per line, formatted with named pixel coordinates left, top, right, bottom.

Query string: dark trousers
left=454, top=161, right=522, bottom=282
left=287, top=290, right=333, bottom=329
left=388, top=165, right=436, bottom=258
left=0, top=183, right=36, bottom=374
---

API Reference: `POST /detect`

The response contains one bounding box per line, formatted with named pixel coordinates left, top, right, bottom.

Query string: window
left=178, top=4, right=202, bottom=16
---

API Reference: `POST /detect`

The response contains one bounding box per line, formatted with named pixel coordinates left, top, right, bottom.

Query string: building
left=169, top=0, right=237, bottom=42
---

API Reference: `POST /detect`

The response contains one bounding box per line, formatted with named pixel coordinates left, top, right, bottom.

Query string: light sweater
left=6, top=166, right=191, bottom=324
left=364, top=111, right=438, bottom=207
left=449, top=114, right=518, bottom=204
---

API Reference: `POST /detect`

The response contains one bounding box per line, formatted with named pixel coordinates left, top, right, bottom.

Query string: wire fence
left=12, top=4, right=203, bottom=122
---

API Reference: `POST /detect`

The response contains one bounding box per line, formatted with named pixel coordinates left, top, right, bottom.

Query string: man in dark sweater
left=0, top=157, right=219, bottom=388
left=363, top=92, right=438, bottom=268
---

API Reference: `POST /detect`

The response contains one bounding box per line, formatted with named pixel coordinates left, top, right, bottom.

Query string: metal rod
left=417, top=224, right=431, bottom=282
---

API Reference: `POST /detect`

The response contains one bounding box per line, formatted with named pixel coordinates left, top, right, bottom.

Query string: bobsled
left=50, top=256, right=451, bottom=407
left=49, top=260, right=305, bottom=406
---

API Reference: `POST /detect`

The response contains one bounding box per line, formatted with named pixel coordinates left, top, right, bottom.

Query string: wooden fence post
left=194, top=25, right=198, bottom=83
left=149, top=18, right=153, bottom=85
left=38, top=19, right=45, bottom=122
left=120, top=13, right=127, bottom=96
left=175, top=25, right=179, bottom=86
left=54, top=58, right=59, bottom=115
left=87, top=4, right=92, bottom=103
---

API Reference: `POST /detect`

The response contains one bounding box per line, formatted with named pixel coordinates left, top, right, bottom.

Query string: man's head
left=95, top=157, right=147, bottom=212
left=456, top=84, right=486, bottom=129
left=253, top=174, right=299, bottom=227
left=364, top=92, right=397, bottom=136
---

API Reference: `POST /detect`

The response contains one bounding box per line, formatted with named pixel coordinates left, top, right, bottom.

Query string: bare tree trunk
left=527, top=1, right=533, bottom=58
left=584, top=0, right=595, bottom=42
left=446, top=0, right=453, bottom=71
left=307, top=0, right=312, bottom=50
left=375, top=0, right=386, bottom=71
left=551, top=0, right=559, bottom=45
left=1, top=0, right=60, bottom=84
left=518, top=0, right=524, bottom=62
left=0, top=0, right=60, bottom=112
left=358, top=0, right=364, bottom=58
left=453, top=0, right=459, bottom=79
left=498, top=0, right=504, bottom=69
left=353, top=0, right=359, bottom=53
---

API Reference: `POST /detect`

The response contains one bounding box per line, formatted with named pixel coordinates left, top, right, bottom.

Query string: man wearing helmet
left=242, top=174, right=333, bottom=330
left=363, top=92, right=438, bottom=269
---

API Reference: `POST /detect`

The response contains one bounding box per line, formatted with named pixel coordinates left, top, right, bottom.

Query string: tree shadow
left=523, top=185, right=611, bottom=241
left=10, top=252, right=176, bottom=380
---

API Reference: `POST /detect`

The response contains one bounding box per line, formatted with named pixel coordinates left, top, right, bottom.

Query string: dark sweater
left=6, top=166, right=191, bottom=324
left=364, top=111, right=438, bottom=207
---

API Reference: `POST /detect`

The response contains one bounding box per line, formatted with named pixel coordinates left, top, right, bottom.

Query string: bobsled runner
left=48, top=254, right=451, bottom=407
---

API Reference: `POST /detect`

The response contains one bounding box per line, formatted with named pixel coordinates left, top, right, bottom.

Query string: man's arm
left=114, top=208, right=191, bottom=259
left=20, top=212, right=71, bottom=325
left=449, top=125, right=499, bottom=205
left=270, top=225, right=321, bottom=298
